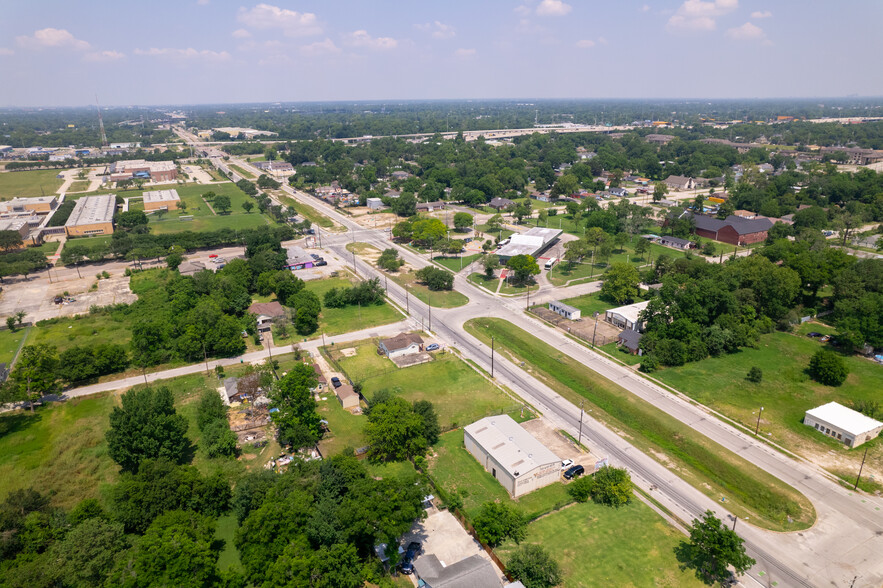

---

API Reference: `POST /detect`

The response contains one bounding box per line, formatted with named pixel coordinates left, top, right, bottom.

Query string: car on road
left=426, top=343, right=440, bottom=351
left=331, top=377, right=342, bottom=388
left=560, top=459, right=574, bottom=470
left=400, top=541, right=422, bottom=575
left=209, top=254, right=218, bottom=258
left=807, top=332, right=822, bottom=338
left=563, top=464, right=585, bottom=480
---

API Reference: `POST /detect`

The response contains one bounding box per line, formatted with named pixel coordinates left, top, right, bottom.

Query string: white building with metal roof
left=496, top=227, right=562, bottom=262
left=464, top=414, right=560, bottom=497
left=804, top=402, right=883, bottom=448
left=604, top=300, right=650, bottom=332
left=548, top=300, right=581, bottom=320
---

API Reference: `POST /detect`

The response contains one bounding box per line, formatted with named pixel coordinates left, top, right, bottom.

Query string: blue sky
left=1, top=0, right=881, bottom=106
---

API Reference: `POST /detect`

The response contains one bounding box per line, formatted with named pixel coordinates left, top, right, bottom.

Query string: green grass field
left=389, top=269, right=469, bottom=308
left=329, top=340, right=517, bottom=430
left=547, top=241, right=680, bottom=287
left=599, top=341, right=644, bottom=366
left=317, top=393, right=367, bottom=456
left=216, top=514, right=243, bottom=571
left=65, top=180, right=91, bottom=193
left=0, top=328, right=28, bottom=366
left=429, top=429, right=572, bottom=520
left=228, top=164, right=255, bottom=179
left=150, top=212, right=272, bottom=234
left=26, top=311, right=134, bottom=353
left=144, top=181, right=276, bottom=235
left=467, top=272, right=498, bottom=292
left=275, top=192, right=335, bottom=228
left=464, top=318, right=815, bottom=532
left=62, top=235, right=113, bottom=256
left=0, top=169, right=64, bottom=198
left=654, top=329, right=883, bottom=463
left=433, top=253, right=481, bottom=273
left=496, top=501, right=707, bottom=588
left=30, top=241, right=61, bottom=257
left=476, top=224, right=514, bottom=240
left=558, top=291, right=616, bottom=318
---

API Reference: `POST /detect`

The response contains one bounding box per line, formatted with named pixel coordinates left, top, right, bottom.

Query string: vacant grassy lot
left=548, top=242, right=679, bottom=287
left=655, top=330, right=883, bottom=462
left=389, top=269, right=469, bottom=308
left=62, top=234, right=113, bottom=257
left=27, top=311, right=134, bottom=353
left=467, top=272, right=499, bottom=292
left=65, top=180, right=91, bottom=193
left=0, top=169, right=64, bottom=198
left=329, top=340, right=517, bottom=429
left=464, top=318, right=815, bottom=532
left=476, top=224, right=514, bottom=240
left=429, top=429, right=572, bottom=520
left=146, top=181, right=275, bottom=234
left=317, top=393, right=367, bottom=456
left=496, top=501, right=707, bottom=588
left=304, top=276, right=402, bottom=337
left=275, top=192, right=334, bottom=228
left=559, top=291, right=616, bottom=317
left=0, top=327, right=27, bottom=365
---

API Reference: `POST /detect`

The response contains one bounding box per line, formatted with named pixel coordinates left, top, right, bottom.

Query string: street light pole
left=491, top=336, right=495, bottom=378
left=578, top=400, right=585, bottom=447
left=854, top=445, right=870, bottom=491
left=755, top=406, right=764, bottom=436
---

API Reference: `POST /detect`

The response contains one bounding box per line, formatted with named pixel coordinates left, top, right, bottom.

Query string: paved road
left=174, top=129, right=883, bottom=587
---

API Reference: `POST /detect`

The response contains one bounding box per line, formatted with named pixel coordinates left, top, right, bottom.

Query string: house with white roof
left=464, top=414, right=560, bottom=497
left=804, top=402, right=883, bottom=448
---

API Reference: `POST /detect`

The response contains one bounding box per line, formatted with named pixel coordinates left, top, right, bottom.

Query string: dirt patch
left=391, top=352, right=433, bottom=368
left=340, top=347, right=358, bottom=357
left=0, top=274, right=136, bottom=322
left=520, top=417, right=584, bottom=463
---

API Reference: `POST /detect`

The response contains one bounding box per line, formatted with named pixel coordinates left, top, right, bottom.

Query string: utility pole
left=592, top=313, right=599, bottom=347
left=202, top=341, right=209, bottom=374
left=854, top=446, right=870, bottom=491
left=352, top=251, right=357, bottom=276
left=428, top=292, right=432, bottom=332
left=491, top=336, right=495, bottom=378
left=406, top=288, right=409, bottom=314
left=578, top=399, right=585, bottom=447
left=731, top=515, right=738, bottom=531
left=755, top=406, right=764, bottom=435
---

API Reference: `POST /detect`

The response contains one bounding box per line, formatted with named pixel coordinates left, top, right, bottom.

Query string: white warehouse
left=804, top=402, right=883, bottom=449
left=464, top=414, right=561, bottom=497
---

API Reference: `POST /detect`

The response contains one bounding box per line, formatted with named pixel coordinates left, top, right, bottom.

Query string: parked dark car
left=315, top=260, right=328, bottom=266
left=400, top=541, right=422, bottom=575
left=310, top=253, right=320, bottom=260
left=807, top=332, right=822, bottom=338
left=331, top=377, right=342, bottom=388
left=563, top=464, right=585, bottom=480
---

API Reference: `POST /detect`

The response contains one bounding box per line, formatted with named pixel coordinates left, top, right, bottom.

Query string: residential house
left=645, top=133, right=676, bottom=145
left=366, top=197, right=384, bottom=210
left=379, top=332, right=423, bottom=358
left=413, top=554, right=502, bottom=588
left=285, top=246, right=315, bottom=270
left=336, top=383, right=360, bottom=410
left=659, top=235, right=692, bottom=250
left=663, top=175, right=695, bottom=191
left=177, top=260, right=206, bottom=276
left=609, top=187, right=628, bottom=198
left=416, top=201, right=445, bottom=212
left=224, top=373, right=261, bottom=404
left=248, top=301, right=287, bottom=332
left=311, top=364, right=327, bottom=391
left=617, top=329, right=643, bottom=355
left=488, top=197, right=514, bottom=210
left=390, top=170, right=412, bottom=181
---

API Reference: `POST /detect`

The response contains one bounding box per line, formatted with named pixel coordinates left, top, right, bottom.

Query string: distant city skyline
left=1, top=0, right=882, bottom=107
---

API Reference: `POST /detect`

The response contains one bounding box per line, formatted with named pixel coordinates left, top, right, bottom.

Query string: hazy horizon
left=2, top=0, right=882, bottom=107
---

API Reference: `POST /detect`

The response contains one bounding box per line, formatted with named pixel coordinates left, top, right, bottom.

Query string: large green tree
left=472, top=502, right=526, bottom=547
left=679, top=510, right=756, bottom=584
left=808, top=349, right=848, bottom=386
left=506, top=254, right=540, bottom=285
left=506, top=544, right=563, bottom=588
left=268, top=363, right=321, bottom=449
left=600, top=262, right=641, bottom=304
left=364, top=396, right=428, bottom=462
left=105, top=387, right=191, bottom=473
left=590, top=466, right=633, bottom=507
left=9, top=344, right=59, bottom=411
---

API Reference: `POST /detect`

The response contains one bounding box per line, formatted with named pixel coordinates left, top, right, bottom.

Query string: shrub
left=591, top=466, right=633, bottom=507
left=808, top=349, right=848, bottom=386
left=566, top=475, right=595, bottom=503
left=746, top=366, right=763, bottom=383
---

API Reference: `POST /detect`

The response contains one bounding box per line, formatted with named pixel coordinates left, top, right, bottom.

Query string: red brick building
left=690, top=213, right=772, bottom=246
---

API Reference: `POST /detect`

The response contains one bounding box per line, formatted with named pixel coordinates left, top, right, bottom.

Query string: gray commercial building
left=496, top=227, right=562, bottom=262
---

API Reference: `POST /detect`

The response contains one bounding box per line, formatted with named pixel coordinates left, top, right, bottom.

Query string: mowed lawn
left=330, top=340, right=516, bottom=429
left=387, top=268, right=469, bottom=308
left=0, top=327, right=28, bottom=365
left=0, top=169, right=64, bottom=198
left=432, top=253, right=481, bottom=273
left=654, top=329, right=883, bottom=458
left=305, top=277, right=402, bottom=337
left=559, top=291, right=616, bottom=317
left=496, top=501, right=707, bottom=588
left=145, top=181, right=275, bottom=234
left=26, top=312, right=134, bottom=353
left=428, top=429, right=572, bottom=520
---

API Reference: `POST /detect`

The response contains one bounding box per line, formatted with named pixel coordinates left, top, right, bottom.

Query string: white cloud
left=84, top=50, right=125, bottom=62
left=667, top=0, right=738, bottom=32
left=575, top=39, right=595, bottom=48
left=0, top=48, right=14, bottom=56
left=641, top=4, right=651, bottom=12
left=197, top=0, right=210, bottom=5
left=597, top=36, right=608, bottom=45
left=416, top=21, right=456, bottom=40
left=726, top=21, right=765, bottom=40
left=16, top=28, right=90, bottom=51
left=134, top=47, right=231, bottom=61
left=232, top=28, right=251, bottom=39
left=237, top=4, right=322, bottom=37
left=455, top=48, right=476, bottom=58
left=300, top=38, right=341, bottom=56
left=750, top=10, right=772, bottom=18
left=514, top=4, right=531, bottom=16
left=345, top=30, right=398, bottom=50
left=536, top=0, right=572, bottom=16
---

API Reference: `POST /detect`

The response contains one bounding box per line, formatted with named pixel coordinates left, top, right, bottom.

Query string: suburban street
left=121, top=132, right=883, bottom=587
